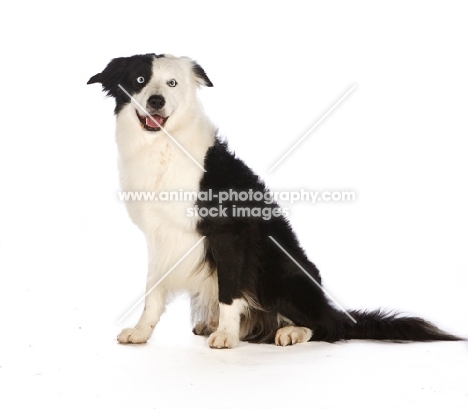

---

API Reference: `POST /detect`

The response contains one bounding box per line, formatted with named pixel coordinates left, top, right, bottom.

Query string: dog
left=88, top=53, right=462, bottom=348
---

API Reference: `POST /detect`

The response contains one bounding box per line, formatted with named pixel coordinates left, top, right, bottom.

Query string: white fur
left=208, top=299, right=248, bottom=349
left=275, top=326, right=313, bottom=346
left=116, top=56, right=218, bottom=344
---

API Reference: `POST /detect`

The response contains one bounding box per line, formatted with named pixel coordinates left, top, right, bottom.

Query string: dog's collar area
left=136, top=110, right=167, bottom=131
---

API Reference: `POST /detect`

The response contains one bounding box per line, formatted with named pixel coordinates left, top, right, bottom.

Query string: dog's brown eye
left=167, top=79, right=177, bottom=87
left=136, top=76, right=145, bottom=84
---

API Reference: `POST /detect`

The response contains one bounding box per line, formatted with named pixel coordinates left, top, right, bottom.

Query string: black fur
left=197, top=138, right=464, bottom=343
left=87, top=53, right=156, bottom=114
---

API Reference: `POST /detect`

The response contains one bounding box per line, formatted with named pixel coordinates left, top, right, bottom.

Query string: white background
left=1, top=1, right=467, bottom=408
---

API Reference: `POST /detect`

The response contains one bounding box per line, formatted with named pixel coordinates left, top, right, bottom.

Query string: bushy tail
left=340, top=310, right=464, bottom=342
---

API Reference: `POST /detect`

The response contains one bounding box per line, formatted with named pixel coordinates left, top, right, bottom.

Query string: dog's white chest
left=118, top=137, right=203, bottom=235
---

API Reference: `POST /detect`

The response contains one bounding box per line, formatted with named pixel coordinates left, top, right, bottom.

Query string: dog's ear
left=87, top=73, right=102, bottom=85
left=86, top=57, right=130, bottom=97
left=192, top=62, right=213, bottom=87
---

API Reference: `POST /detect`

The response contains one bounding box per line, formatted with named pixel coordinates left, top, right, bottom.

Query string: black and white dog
left=88, top=54, right=462, bottom=348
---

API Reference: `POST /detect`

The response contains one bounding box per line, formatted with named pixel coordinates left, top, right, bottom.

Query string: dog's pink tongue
left=146, top=115, right=163, bottom=128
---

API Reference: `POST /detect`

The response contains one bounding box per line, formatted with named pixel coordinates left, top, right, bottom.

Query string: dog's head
left=87, top=53, right=213, bottom=132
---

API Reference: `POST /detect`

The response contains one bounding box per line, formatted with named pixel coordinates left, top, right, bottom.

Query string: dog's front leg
left=117, top=284, right=167, bottom=344
left=206, top=231, right=247, bottom=349
left=208, top=299, right=246, bottom=348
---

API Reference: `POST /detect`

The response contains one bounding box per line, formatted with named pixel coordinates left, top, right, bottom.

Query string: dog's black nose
left=147, top=95, right=165, bottom=110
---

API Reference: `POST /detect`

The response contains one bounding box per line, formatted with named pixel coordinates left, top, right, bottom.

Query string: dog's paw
left=117, top=327, right=150, bottom=344
left=193, top=322, right=212, bottom=336
left=208, top=331, right=239, bottom=349
left=275, top=326, right=313, bottom=346
left=193, top=320, right=218, bottom=336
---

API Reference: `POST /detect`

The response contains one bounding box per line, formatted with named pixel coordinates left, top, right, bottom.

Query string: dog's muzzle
left=137, top=94, right=168, bottom=132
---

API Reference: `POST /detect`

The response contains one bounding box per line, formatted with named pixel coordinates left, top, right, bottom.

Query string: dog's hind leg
left=275, top=325, right=313, bottom=346
left=275, top=263, right=345, bottom=343
left=191, top=293, right=219, bottom=336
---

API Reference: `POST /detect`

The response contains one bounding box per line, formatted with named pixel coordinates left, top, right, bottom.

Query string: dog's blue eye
left=136, top=76, right=145, bottom=84
left=167, top=79, right=177, bottom=87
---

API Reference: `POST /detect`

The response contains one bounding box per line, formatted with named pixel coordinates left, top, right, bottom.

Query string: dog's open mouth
left=136, top=110, right=168, bottom=132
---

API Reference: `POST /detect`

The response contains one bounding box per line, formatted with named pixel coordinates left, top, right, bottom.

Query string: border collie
left=88, top=53, right=462, bottom=348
